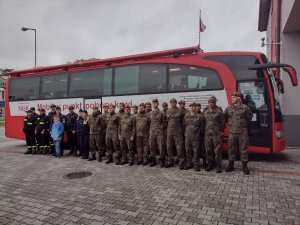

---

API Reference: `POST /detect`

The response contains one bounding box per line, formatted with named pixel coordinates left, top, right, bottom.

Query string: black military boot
left=73, top=149, right=78, bottom=156
left=149, top=157, right=156, bottom=167
left=242, top=161, right=250, bottom=175
left=105, top=157, right=113, bottom=164
left=205, top=162, right=214, bottom=172
left=115, top=157, right=121, bottom=165
left=165, top=161, right=174, bottom=168
left=202, top=157, right=207, bottom=169
left=184, top=164, right=193, bottom=170
left=24, top=148, right=32, bottom=154
left=32, top=147, right=37, bottom=155
left=87, top=153, right=96, bottom=161
left=216, top=163, right=222, bottom=173
left=160, top=159, right=165, bottom=168
left=194, top=166, right=200, bottom=172
left=97, top=152, right=102, bottom=162
left=225, top=160, right=235, bottom=172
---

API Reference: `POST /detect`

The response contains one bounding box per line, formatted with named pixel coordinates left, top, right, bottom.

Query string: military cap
left=170, top=98, right=177, bottom=103
left=189, top=102, right=197, bottom=107
left=79, top=109, right=84, bottom=112
left=133, top=105, right=138, bottom=109
left=162, top=102, right=168, bottom=107
left=30, top=107, right=35, bottom=111
left=125, top=104, right=131, bottom=109
left=139, top=103, right=146, bottom=107
left=232, top=92, right=241, bottom=97
left=82, top=110, right=88, bottom=114
left=39, top=108, right=46, bottom=112
left=208, top=96, right=217, bottom=102
left=152, top=98, right=158, bottom=103
left=178, top=100, right=185, bottom=104
left=68, top=105, right=74, bottom=109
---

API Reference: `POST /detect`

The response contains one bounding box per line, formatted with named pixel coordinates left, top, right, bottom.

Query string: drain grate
left=64, top=171, right=92, bottom=179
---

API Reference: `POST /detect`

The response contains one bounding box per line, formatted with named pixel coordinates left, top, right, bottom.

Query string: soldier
left=23, top=110, right=37, bottom=154
left=101, top=104, right=109, bottom=157
left=225, top=92, right=253, bottom=175
left=165, top=98, right=185, bottom=169
left=196, top=102, right=207, bottom=168
left=183, top=102, right=203, bottom=171
left=65, top=106, right=78, bottom=156
left=88, top=106, right=103, bottom=162
left=132, top=105, right=138, bottom=116
left=105, top=104, right=121, bottom=164
left=161, top=102, right=168, bottom=164
left=118, top=105, right=135, bottom=165
left=35, top=109, right=50, bottom=154
left=135, top=103, right=151, bottom=165
left=196, top=103, right=202, bottom=114
left=118, top=102, right=125, bottom=116
left=149, top=98, right=165, bottom=167
left=145, top=102, right=152, bottom=113
left=203, top=96, right=225, bottom=173
left=178, top=100, right=188, bottom=115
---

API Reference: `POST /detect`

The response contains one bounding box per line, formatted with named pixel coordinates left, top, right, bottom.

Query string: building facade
left=258, top=0, right=300, bottom=146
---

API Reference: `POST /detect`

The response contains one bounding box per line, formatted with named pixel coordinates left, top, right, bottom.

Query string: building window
left=9, top=76, right=40, bottom=101
left=41, top=73, right=68, bottom=99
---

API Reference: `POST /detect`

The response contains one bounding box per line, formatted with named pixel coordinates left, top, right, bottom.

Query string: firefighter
left=23, top=110, right=37, bottom=154
left=35, top=109, right=50, bottom=154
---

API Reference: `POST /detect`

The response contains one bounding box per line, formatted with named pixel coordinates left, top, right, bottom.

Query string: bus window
left=139, top=64, right=167, bottom=94
left=168, top=65, right=223, bottom=92
left=41, top=73, right=68, bottom=99
left=69, top=68, right=112, bottom=97
left=115, top=66, right=139, bottom=95
left=9, top=76, right=40, bottom=101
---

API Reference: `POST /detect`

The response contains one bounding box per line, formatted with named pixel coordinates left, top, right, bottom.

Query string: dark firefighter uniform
left=23, top=110, right=37, bottom=154
left=35, top=109, right=50, bottom=154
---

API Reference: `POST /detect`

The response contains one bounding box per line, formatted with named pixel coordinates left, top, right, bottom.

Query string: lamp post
left=21, top=27, right=37, bottom=67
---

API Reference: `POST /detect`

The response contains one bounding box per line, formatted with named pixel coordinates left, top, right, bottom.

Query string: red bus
left=5, top=46, right=298, bottom=153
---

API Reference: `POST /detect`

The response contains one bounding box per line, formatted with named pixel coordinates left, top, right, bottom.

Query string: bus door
left=238, top=80, right=272, bottom=148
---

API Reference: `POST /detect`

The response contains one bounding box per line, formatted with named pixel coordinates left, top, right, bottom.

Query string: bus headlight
left=275, top=129, right=284, bottom=139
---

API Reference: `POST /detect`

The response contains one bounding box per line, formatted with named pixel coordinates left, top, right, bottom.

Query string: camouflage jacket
left=89, top=110, right=102, bottom=135
left=135, top=112, right=150, bottom=137
left=118, top=113, right=135, bottom=139
left=203, top=106, right=225, bottom=135
left=149, top=108, right=164, bottom=135
left=106, top=112, right=120, bottom=136
left=224, top=104, right=253, bottom=134
left=183, top=112, right=203, bottom=138
left=166, top=107, right=184, bottom=135
left=101, top=112, right=109, bottom=133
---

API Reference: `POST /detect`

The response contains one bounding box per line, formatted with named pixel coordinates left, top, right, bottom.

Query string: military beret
left=178, top=100, right=185, bottom=104
left=162, top=102, right=168, bottom=107
left=152, top=98, right=158, bottom=103
left=189, top=102, right=197, bottom=107
left=170, top=98, right=177, bottom=103
left=139, top=103, right=146, bottom=107
left=208, top=96, right=217, bottom=102
left=232, top=92, right=241, bottom=97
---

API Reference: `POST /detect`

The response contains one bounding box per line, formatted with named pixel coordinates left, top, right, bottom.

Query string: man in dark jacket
left=65, top=105, right=78, bottom=156
left=23, top=110, right=37, bottom=154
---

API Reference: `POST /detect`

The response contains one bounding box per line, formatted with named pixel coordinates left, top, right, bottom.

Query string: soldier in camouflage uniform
left=178, top=100, right=188, bottom=115
left=165, top=98, right=185, bottom=169
left=149, top=99, right=165, bottom=167
left=196, top=102, right=207, bottom=168
left=225, top=92, right=253, bottom=175
left=105, top=104, right=121, bottom=165
left=183, top=102, right=203, bottom=171
left=88, top=106, right=103, bottom=162
left=203, top=96, right=225, bottom=173
left=118, top=105, right=135, bottom=165
left=196, top=103, right=202, bottom=114
left=118, top=102, right=125, bottom=117
left=101, top=105, right=109, bottom=157
left=132, top=105, right=138, bottom=116
left=145, top=102, right=152, bottom=113
left=135, top=103, right=151, bottom=165
left=162, top=102, right=168, bottom=164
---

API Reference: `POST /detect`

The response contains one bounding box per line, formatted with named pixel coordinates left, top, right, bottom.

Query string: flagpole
left=199, top=9, right=201, bottom=49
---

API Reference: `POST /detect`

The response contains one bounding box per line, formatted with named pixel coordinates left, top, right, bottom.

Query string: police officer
left=35, top=109, right=50, bottom=154
left=105, top=104, right=121, bottom=164
left=166, top=98, right=185, bottom=169
left=135, top=103, right=151, bottom=165
left=149, top=98, right=165, bottom=167
left=183, top=102, right=203, bottom=171
left=225, top=92, right=253, bottom=175
left=23, top=110, right=37, bottom=154
left=203, top=96, right=225, bottom=173
left=65, top=106, right=78, bottom=156
left=88, top=106, right=103, bottom=161
left=118, top=104, right=135, bottom=165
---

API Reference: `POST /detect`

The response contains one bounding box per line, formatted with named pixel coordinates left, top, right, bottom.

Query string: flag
left=200, top=19, right=206, bottom=32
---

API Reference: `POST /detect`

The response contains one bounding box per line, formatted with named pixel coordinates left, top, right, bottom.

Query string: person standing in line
left=50, top=115, right=65, bottom=159
left=65, top=106, right=78, bottom=156
left=80, top=110, right=90, bottom=159
left=23, top=110, right=37, bottom=154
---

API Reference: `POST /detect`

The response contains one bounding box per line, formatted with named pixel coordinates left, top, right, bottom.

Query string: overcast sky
left=0, top=0, right=265, bottom=70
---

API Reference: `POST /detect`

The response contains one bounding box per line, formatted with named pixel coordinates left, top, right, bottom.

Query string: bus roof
left=8, top=46, right=263, bottom=76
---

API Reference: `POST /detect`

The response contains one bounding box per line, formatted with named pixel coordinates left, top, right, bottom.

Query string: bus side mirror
left=282, top=66, right=298, bottom=86
left=275, top=78, right=284, bottom=94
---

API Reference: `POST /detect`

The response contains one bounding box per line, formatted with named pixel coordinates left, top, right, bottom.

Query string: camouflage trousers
left=167, top=134, right=185, bottom=166
left=90, top=133, right=105, bottom=155
left=120, top=137, right=134, bottom=163
left=136, top=136, right=150, bottom=163
left=228, top=132, right=249, bottom=162
left=106, top=133, right=121, bottom=160
left=205, top=134, right=222, bottom=164
left=185, top=135, right=200, bottom=168
left=150, top=133, right=165, bottom=160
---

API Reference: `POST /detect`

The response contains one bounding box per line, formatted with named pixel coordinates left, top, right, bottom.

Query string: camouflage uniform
left=89, top=109, right=103, bottom=161
left=225, top=103, right=252, bottom=162
left=119, top=112, right=135, bottom=164
left=184, top=109, right=203, bottom=170
left=101, top=110, right=109, bottom=156
left=149, top=107, right=165, bottom=166
left=135, top=110, right=150, bottom=165
left=166, top=102, right=185, bottom=168
left=106, top=111, right=121, bottom=163
left=203, top=105, right=225, bottom=166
